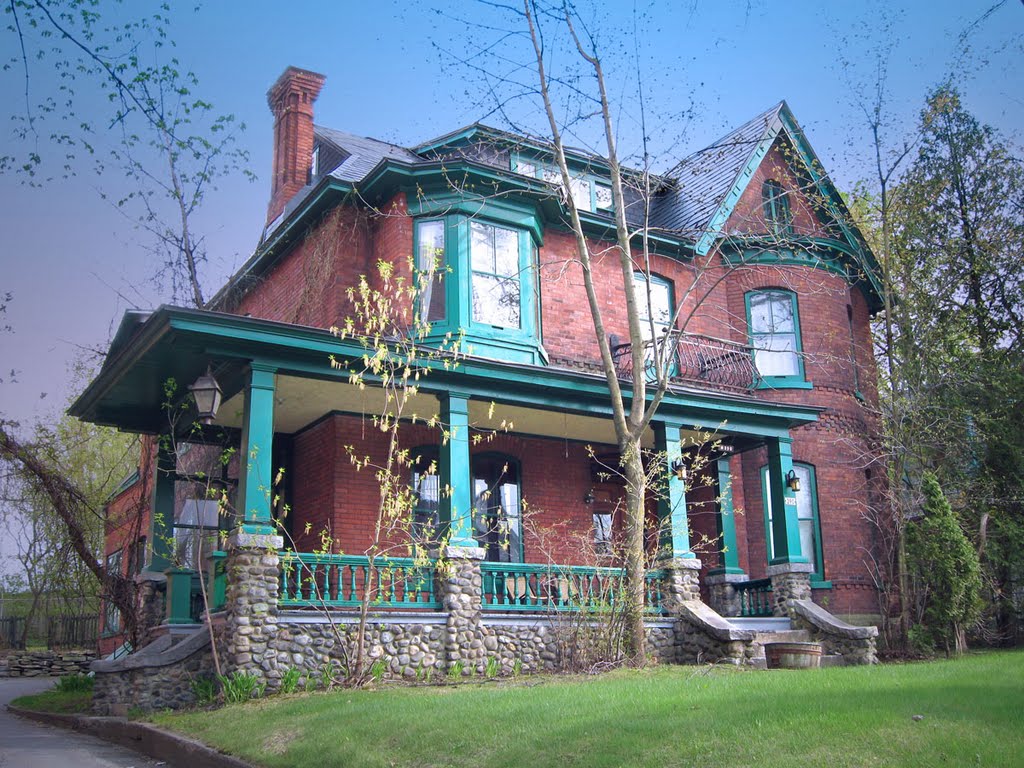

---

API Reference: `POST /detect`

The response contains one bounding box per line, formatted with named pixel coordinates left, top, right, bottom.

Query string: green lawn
left=11, top=689, right=92, bottom=714
left=154, top=651, right=1023, bottom=768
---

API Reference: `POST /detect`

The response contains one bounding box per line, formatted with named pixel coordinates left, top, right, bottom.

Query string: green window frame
left=762, top=179, right=793, bottom=235
left=745, top=289, right=810, bottom=389
left=411, top=208, right=543, bottom=365
left=761, top=462, right=829, bottom=587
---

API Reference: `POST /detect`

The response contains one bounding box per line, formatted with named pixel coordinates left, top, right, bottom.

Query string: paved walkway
left=0, top=677, right=167, bottom=768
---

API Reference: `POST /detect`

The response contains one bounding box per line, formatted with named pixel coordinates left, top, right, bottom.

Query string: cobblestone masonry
left=790, top=599, right=878, bottom=665
left=223, top=532, right=283, bottom=687
left=767, top=564, right=813, bottom=616
left=91, top=626, right=219, bottom=715
left=440, top=546, right=491, bottom=675
left=135, top=575, right=166, bottom=646
left=704, top=573, right=747, bottom=617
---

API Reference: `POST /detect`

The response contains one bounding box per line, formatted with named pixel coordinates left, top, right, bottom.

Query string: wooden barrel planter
left=765, top=642, right=823, bottom=669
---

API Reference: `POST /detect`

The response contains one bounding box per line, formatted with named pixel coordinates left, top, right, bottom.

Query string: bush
left=55, top=673, right=93, bottom=693
left=907, top=472, right=984, bottom=655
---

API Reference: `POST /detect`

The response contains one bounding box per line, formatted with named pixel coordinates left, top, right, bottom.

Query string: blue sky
left=0, top=0, right=1021, bottom=433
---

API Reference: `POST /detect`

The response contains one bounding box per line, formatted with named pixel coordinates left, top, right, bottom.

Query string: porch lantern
left=671, top=457, right=687, bottom=483
left=786, top=468, right=801, bottom=493
left=189, top=367, right=222, bottom=424
left=583, top=488, right=596, bottom=505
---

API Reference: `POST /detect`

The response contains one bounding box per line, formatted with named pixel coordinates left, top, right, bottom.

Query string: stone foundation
left=5, top=650, right=95, bottom=677
left=440, top=546, right=488, bottom=674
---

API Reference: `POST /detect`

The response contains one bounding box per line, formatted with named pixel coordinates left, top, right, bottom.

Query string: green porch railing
left=480, top=562, right=668, bottom=615
left=736, top=578, right=774, bottom=617
left=279, top=553, right=441, bottom=610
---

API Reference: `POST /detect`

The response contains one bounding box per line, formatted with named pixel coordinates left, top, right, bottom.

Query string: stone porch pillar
left=222, top=363, right=283, bottom=689
left=439, top=545, right=487, bottom=675
left=661, top=558, right=702, bottom=615
left=223, top=531, right=284, bottom=688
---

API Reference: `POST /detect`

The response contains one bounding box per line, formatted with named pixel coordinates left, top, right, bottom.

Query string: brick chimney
left=266, top=66, right=326, bottom=225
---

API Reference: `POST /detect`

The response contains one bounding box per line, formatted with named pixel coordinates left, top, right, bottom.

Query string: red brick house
left=77, top=67, right=882, bottom=688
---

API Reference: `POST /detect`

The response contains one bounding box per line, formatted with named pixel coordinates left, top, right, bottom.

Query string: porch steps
left=727, top=619, right=845, bottom=668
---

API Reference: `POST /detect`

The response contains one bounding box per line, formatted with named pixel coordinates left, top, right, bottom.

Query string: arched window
left=746, top=289, right=807, bottom=385
left=472, top=453, right=523, bottom=563
left=761, top=462, right=826, bottom=585
left=762, top=179, right=792, bottom=235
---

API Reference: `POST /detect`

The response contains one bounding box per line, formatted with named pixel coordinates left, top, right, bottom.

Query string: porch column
left=765, top=436, right=806, bottom=566
left=224, top=363, right=283, bottom=689
left=652, top=421, right=693, bottom=559
left=705, top=456, right=748, bottom=617
left=765, top=435, right=812, bottom=615
left=439, top=391, right=475, bottom=548
left=237, top=363, right=278, bottom=536
left=146, top=438, right=176, bottom=574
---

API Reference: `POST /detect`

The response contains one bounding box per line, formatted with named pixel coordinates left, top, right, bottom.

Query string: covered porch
left=72, top=306, right=821, bottom=632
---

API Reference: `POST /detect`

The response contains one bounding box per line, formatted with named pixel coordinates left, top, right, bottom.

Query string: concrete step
left=729, top=617, right=792, bottom=632
left=754, top=629, right=812, bottom=644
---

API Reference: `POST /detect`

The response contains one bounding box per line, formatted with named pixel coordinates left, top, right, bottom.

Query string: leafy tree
left=2, top=1, right=252, bottom=306
left=906, top=472, right=983, bottom=655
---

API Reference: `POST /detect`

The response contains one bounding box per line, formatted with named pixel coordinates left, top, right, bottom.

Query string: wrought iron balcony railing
left=611, top=331, right=762, bottom=393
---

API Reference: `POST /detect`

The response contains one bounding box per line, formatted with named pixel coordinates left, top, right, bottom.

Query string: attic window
left=310, top=146, right=320, bottom=180
left=762, top=179, right=792, bottom=235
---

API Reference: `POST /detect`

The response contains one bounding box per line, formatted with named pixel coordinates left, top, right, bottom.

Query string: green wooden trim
left=146, top=440, right=176, bottom=574
left=237, top=364, right=278, bottom=535
left=279, top=552, right=441, bottom=609
left=653, top=422, right=693, bottom=559
left=764, top=437, right=807, bottom=566
left=715, top=457, right=742, bottom=572
left=73, top=306, right=821, bottom=436
left=744, top=288, right=811, bottom=390
left=440, top=392, right=475, bottom=548
left=761, top=460, right=825, bottom=581
left=165, top=568, right=196, bottom=624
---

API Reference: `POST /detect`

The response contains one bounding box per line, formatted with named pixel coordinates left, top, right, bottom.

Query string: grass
left=11, top=689, right=93, bottom=714
left=151, top=650, right=1018, bottom=767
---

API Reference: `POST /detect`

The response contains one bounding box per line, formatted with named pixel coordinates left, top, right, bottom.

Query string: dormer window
left=762, top=179, right=792, bottom=235
left=512, top=155, right=611, bottom=213
left=310, top=145, right=320, bottom=180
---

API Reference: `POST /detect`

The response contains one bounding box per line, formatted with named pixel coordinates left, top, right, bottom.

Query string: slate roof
left=307, top=106, right=787, bottom=243
left=649, top=102, right=784, bottom=236
left=314, top=125, right=422, bottom=182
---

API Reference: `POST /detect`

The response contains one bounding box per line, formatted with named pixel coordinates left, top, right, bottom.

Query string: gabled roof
left=650, top=102, right=784, bottom=238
